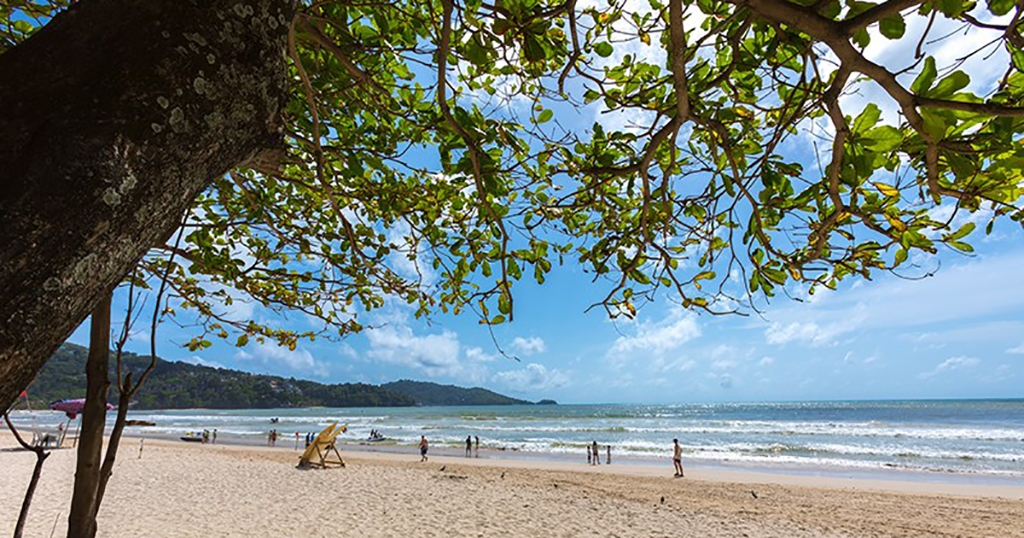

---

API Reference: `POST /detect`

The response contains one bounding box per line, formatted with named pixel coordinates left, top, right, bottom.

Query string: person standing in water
left=591, top=441, right=600, bottom=465
left=419, top=435, right=429, bottom=462
left=672, top=438, right=684, bottom=477
left=606, top=444, right=611, bottom=464
left=465, top=435, right=472, bottom=457
left=474, top=435, right=480, bottom=457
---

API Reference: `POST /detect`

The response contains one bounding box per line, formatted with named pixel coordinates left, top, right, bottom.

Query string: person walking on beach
left=606, top=445, right=611, bottom=465
left=212, top=429, right=217, bottom=444
left=591, top=441, right=600, bottom=465
left=465, top=435, right=473, bottom=457
left=587, top=446, right=591, bottom=465
left=474, top=435, right=480, bottom=457
left=672, top=438, right=684, bottom=477
left=419, top=435, right=429, bottom=462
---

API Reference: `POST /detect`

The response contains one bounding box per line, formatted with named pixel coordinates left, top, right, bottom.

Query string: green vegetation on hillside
left=24, top=344, right=548, bottom=409
left=381, top=380, right=532, bottom=406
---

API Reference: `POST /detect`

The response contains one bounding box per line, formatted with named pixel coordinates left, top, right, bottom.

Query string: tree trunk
left=93, top=385, right=132, bottom=513
left=66, top=295, right=112, bottom=538
left=4, top=413, right=51, bottom=538
left=0, top=0, right=293, bottom=412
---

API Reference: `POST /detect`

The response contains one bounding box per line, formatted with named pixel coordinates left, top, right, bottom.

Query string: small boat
left=180, top=433, right=204, bottom=443
left=366, top=435, right=387, bottom=443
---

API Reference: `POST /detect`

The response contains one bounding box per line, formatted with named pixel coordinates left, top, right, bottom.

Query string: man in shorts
left=419, top=435, right=429, bottom=462
left=672, top=438, right=684, bottom=477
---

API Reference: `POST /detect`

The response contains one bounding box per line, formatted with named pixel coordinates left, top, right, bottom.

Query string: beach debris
left=750, top=491, right=758, bottom=499
left=439, top=465, right=446, bottom=472
left=501, top=471, right=506, bottom=479
left=660, top=496, right=665, bottom=504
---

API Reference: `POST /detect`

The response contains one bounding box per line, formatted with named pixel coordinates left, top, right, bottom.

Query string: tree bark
left=93, top=382, right=132, bottom=515
left=0, top=0, right=293, bottom=412
left=4, top=413, right=51, bottom=538
left=66, top=294, right=112, bottom=538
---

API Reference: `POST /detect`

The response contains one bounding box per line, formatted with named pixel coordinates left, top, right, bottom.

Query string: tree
left=4, top=0, right=1024, bottom=415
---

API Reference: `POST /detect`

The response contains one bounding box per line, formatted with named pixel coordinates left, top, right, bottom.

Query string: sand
left=2, top=436, right=1022, bottom=538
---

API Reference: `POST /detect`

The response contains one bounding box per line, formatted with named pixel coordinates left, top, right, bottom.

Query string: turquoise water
left=10, top=400, right=1024, bottom=478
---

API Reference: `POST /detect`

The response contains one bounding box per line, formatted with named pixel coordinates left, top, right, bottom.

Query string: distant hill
left=23, top=344, right=550, bottom=409
left=382, top=380, right=533, bottom=406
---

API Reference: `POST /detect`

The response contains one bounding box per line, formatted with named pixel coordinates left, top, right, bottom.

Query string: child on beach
left=673, top=438, right=684, bottom=477
left=419, top=435, right=429, bottom=462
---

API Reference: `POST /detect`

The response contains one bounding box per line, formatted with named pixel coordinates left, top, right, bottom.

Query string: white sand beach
left=2, top=435, right=1022, bottom=538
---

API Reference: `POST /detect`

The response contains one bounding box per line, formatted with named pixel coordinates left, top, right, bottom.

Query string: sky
left=63, top=4, right=1024, bottom=404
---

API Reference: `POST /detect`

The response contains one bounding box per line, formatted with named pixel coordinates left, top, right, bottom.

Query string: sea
left=9, top=400, right=1024, bottom=483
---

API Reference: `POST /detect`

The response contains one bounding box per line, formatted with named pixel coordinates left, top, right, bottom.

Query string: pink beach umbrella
left=48, top=398, right=113, bottom=419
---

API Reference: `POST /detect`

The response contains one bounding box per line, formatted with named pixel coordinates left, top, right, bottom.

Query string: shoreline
left=64, top=433, right=1024, bottom=500
left=8, top=421, right=1024, bottom=494
left=4, top=433, right=1024, bottom=537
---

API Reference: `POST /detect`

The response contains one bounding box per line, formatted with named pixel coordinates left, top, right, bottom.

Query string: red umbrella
left=48, top=398, right=113, bottom=419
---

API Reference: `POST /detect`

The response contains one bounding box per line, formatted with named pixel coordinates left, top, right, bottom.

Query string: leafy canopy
left=7, top=0, right=1024, bottom=350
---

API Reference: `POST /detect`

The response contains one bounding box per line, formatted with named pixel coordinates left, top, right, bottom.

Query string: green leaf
left=939, top=0, right=965, bottom=17
left=948, top=221, right=975, bottom=241
left=852, top=103, right=881, bottom=134
left=537, top=109, right=553, bottom=124
left=912, top=57, right=937, bottom=95
left=852, top=28, right=870, bottom=48
left=862, top=126, right=903, bottom=152
left=927, top=71, right=970, bottom=99
left=920, top=109, right=948, bottom=140
left=879, top=14, right=906, bottom=39
left=948, top=241, right=974, bottom=252
left=594, top=42, right=614, bottom=57
left=989, top=0, right=1015, bottom=15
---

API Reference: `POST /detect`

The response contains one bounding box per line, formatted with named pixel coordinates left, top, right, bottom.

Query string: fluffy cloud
left=919, top=356, right=980, bottom=380
left=179, top=356, right=226, bottom=370
left=607, top=307, right=701, bottom=363
left=764, top=320, right=852, bottom=347
left=510, top=336, right=546, bottom=357
left=492, top=363, right=568, bottom=392
left=236, top=344, right=330, bottom=378
left=363, top=322, right=490, bottom=383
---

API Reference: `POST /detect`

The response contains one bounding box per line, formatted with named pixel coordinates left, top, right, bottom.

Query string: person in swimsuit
left=673, top=438, right=684, bottom=477
left=419, top=435, right=429, bottom=462
left=591, top=441, right=600, bottom=465
left=465, top=435, right=472, bottom=457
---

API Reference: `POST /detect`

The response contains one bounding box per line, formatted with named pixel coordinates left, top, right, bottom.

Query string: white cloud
left=362, top=317, right=489, bottom=382
left=764, top=320, right=851, bottom=346
left=919, top=356, right=980, bottom=379
left=758, top=357, right=775, bottom=367
left=510, top=336, right=547, bottom=357
left=607, top=307, right=701, bottom=363
left=492, top=363, right=569, bottom=392
left=649, top=356, right=696, bottom=373
left=235, top=344, right=330, bottom=378
left=179, top=356, right=226, bottom=370
left=365, top=324, right=462, bottom=376
left=711, top=359, right=736, bottom=371
left=981, top=364, right=1014, bottom=383
left=762, top=251, right=1024, bottom=349
left=1006, top=344, right=1024, bottom=355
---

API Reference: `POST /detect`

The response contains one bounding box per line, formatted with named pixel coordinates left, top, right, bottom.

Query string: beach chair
left=297, top=423, right=346, bottom=469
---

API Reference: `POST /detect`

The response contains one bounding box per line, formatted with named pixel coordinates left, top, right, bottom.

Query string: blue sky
left=64, top=4, right=1024, bottom=403
left=65, top=223, right=1024, bottom=404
